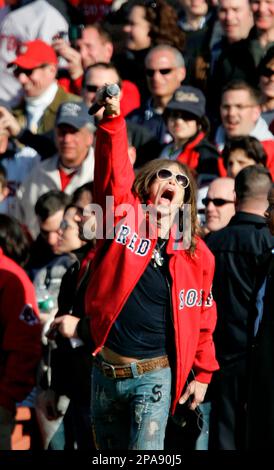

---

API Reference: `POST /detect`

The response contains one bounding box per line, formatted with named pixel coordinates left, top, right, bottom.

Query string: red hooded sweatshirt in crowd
left=0, top=249, right=41, bottom=413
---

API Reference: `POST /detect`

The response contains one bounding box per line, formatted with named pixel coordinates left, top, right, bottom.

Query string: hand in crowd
left=0, top=106, right=20, bottom=137
left=96, top=84, right=121, bottom=117
left=52, top=38, right=83, bottom=80
left=49, top=314, right=80, bottom=339
left=179, top=380, right=208, bottom=410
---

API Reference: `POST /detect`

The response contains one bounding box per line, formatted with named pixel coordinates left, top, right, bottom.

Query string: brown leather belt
left=94, top=355, right=169, bottom=379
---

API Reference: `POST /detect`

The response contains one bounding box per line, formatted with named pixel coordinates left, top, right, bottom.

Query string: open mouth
left=159, top=188, right=175, bottom=205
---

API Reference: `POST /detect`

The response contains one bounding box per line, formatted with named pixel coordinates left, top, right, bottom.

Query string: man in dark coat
left=246, top=182, right=274, bottom=450
left=206, top=165, right=274, bottom=450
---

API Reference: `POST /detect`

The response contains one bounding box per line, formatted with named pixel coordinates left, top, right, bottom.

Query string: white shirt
left=0, top=0, right=68, bottom=106
left=25, top=82, right=58, bottom=131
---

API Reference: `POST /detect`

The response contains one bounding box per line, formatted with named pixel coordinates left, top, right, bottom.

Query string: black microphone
left=88, top=83, right=120, bottom=115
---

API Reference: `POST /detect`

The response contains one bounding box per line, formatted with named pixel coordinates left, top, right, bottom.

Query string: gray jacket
left=15, top=148, right=94, bottom=237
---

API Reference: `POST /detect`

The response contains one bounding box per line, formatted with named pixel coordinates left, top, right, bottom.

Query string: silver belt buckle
left=102, top=362, right=117, bottom=378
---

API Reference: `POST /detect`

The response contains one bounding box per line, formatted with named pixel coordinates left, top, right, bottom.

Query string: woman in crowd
left=160, top=85, right=220, bottom=186
left=222, top=135, right=267, bottom=179
left=37, top=186, right=96, bottom=450
left=258, top=46, right=274, bottom=126
left=115, top=0, right=185, bottom=102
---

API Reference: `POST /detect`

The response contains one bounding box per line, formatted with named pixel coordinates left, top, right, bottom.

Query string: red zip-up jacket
left=177, top=132, right=219, bottom=172
left=84, top=115, right=219, bottom=413
left=0, top=249, right=41, bottom=413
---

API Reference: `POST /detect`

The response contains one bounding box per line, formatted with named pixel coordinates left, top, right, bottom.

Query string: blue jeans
left=91, top=364, right=172, bottom=450
left=195, top=401, right=211, bottom=450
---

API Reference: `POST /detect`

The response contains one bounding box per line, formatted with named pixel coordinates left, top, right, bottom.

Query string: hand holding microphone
left=88, top=83, right=121, bottom=116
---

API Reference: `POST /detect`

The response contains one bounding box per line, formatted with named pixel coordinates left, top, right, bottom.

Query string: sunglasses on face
left=85, top=84, right=99, bottom=93
left=261, top=67, right=274, bottom=78
left=156, top=168, right=189, bottom=188
left=12, top=63, right=48, bottom=78
left=202, top=197, right=235, bottom=207
left=145, top=68, right=174, bottom=77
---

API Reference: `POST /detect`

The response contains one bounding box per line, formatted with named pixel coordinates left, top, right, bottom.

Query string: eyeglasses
left=156, top=168, right=189, bottom=188
left=202, top=197, right=235, bottom=207
left=145, top=68, right=174, bottom=77
left=12, top=63, right=48, bottom=78
left=85, top=84, right=99, bottom=93
left=261, top=67, right=274, bottom=78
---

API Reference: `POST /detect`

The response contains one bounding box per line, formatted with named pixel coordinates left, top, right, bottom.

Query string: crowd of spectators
left=0, top=0, right=274, bottom=452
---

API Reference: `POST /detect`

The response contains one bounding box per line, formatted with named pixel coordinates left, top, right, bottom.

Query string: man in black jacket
left=206, top=165, right=274, bottom=450
left=246, top=182, right=274, bottom=450
left=209, top=0, right=274, bottom=121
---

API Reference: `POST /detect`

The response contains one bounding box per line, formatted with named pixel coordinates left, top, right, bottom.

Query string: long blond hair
left=133, top=159, right=198, bottom=254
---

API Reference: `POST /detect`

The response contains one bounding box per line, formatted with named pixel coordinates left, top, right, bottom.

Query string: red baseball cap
left=8, top=39, right=58, bottom=69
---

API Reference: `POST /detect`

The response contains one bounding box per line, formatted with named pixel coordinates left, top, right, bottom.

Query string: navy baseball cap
left=56, top=101, right=92, bottom=129
left=165, top=86, right=206, bottom=119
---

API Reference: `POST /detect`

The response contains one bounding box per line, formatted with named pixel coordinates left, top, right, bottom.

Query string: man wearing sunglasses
left=127, top=44, right=186, bottom=144
left=52, top=24, right=140, bottom=119
left=82, top=62, right=140, bottom=120
left=0, top=39, right=81, bottom=159
left=203, top=177, right=235, bottom=234
left=206, top=165, right=274, bottom=450
left=82, top=62, right=161, bottom=169
left=0, top=0, right=68, bottom=107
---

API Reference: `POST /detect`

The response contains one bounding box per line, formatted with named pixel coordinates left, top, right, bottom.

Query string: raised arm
left=92, top=85, right=135, bottom=211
